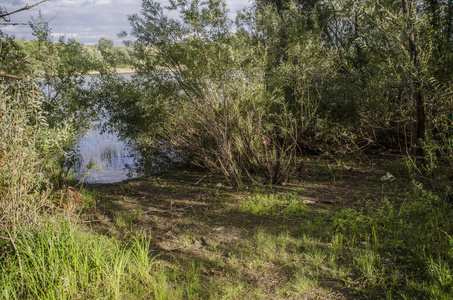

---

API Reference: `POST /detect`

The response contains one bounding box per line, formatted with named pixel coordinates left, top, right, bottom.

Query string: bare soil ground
left=80, top=159, right=388, bottom=299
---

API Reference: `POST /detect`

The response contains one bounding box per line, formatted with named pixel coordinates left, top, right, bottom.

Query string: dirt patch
left=80, top=162, right=383, bottom=298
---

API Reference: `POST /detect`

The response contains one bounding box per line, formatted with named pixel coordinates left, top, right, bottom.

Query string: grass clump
left=114, top=209, right=143, bottom=229
left=328, top=181, right=453, bottom=298
left=238, top=192, right=306, bottom=216
left=2, top=161, right=453, bottom=299
left=0, top=217, right=156, bottom=299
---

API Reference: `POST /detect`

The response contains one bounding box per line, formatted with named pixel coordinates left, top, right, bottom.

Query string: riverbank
left=75, top=157, right=452, bottom=299
left=2, top=156, right=452, bottom=299
left=87, top=68, right=135, bottom=75
left=115, top=68, right=135, bottom=74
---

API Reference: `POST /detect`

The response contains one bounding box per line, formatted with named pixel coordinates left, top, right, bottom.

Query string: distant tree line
left=12, top=36, right=134, bottom=70
left=92, top=37, right=134, bottom=68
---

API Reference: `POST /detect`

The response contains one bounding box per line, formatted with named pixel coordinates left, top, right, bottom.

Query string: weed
left=331, top=232, right=344, bottom=255
left=290, top=271, right=318, bottom=293
left=79, top=186, right=100, bottom=208
left=181, top=234, right=195, bottom=247
left=427, top=257, right=453, bottom=290
left=381, top=158, right=411, bottom=179
left=114, top=209, right=143, bottom=229
left=0, top=217, right=158, bottom=299
left=324, top=161, right=336, bottom=183
left=238, top=192, right=306, bottom=216
left=2, top=160, right=453, bottom=299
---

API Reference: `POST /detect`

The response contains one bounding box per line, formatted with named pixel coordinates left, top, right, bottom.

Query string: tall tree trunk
left=447, top=0, right=453, bottom=41
left=402, top=0, right=426, bottom=155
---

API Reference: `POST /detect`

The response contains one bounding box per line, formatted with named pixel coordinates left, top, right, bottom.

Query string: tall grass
left=0, top=80, right=81, bottom=229
left=328, top=181, right=453, bottom=298
left=0, top=217, right=157, bottom=299
left=1, top=175, right=452, bottom=299
left=0, top=83, right=49, bottom=227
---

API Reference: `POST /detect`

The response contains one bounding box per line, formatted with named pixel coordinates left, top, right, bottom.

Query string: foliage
left=2, top=163, right=452, bottom=299
left=329, top=180, right=453, bottom=298
left=85, top=0, right=451, bottom=186
left=0, top=12, right=107, bottom=227
left=1, top=1, right=452, bottom=299
left=98, top=0, right=337, bottom=186
left=34, top=37, right=102, bottom=130
left=0, top=80, right=49, bottom=226
left=0, top=217, right=157, bottom=299
left=97, top=37, right=134, bottom=68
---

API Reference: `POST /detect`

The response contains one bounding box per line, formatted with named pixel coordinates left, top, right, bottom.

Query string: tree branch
left=1, top=16, right=55, bottom=27
left=0, top=73, right=27, bottom=81
left=0, top=0, right=49, bottom=20
left=0, top=22, right=29, bottom=26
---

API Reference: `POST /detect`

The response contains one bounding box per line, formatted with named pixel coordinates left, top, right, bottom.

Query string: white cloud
left=1, top=0, right=250, bottom=45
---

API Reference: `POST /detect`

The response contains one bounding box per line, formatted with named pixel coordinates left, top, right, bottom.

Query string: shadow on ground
left=80, top=162, right=387, bottom=299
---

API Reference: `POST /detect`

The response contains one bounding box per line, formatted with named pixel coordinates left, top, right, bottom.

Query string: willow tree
left=113, top=0, right=330, bottom=185
left=351, top=0, right=451, bottom=151
left=322, top=0, right=453, bottom=179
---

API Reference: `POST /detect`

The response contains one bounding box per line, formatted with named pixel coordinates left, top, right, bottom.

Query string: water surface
left=76, top=123, right=142, bottom=183
left=74, top=73, right=186, bottom=183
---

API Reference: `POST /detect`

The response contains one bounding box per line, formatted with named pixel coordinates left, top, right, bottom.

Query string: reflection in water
left=75, top=124, right=187, bottom=183
left=100, top=147, right=118, bottom=167
left=75, top=123, right=142, bottom=183
left=74, top=73, right=187, bottom=183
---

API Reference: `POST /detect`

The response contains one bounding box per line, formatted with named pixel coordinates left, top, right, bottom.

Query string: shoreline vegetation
left=1, top=0, right=453, bottom=299
left=3, top=158, right=453, bottom=299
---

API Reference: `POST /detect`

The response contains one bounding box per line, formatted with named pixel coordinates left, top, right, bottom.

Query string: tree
left=102, top=0, right=453, bottom=185
left=1, top=6, right=105, bottom=190
left=0, top=0, right=88, bottom=223
left=0, top=0, right=49, bottom=27
left=98, top=37, right=114, bottom=53
left=104, top=0, right=312, bottom=186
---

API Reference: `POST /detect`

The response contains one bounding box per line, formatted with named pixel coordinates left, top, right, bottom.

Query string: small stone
left=380, top=172, right=396, bottom=181
left=303, top=199, right=316, bottom=205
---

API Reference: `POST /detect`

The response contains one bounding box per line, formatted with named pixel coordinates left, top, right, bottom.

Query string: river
left=73, top=73, right=185, bottom=183
left=75, top=121, right=142, bottom=183
left=74, top=73, right=142, bottom=183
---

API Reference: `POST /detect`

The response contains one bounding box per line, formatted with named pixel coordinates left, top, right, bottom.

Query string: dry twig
left=0, top=0, right=50, bottom=20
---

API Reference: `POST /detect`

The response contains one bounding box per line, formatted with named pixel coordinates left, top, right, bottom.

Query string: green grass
left=2, top=162, right=453, bottom=299
left=0, top=218, right=158, bottom=299
left=235, top=179, right=453, bottom=298
left=114, top=209, right=143, bottom=229
left=238, top=192, right=307, bottom=216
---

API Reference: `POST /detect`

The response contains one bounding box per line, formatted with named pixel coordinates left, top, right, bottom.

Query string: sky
left=1, top=0, right=251, bottom=45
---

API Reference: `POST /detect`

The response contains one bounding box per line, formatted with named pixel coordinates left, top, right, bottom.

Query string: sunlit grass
left=0, top=218, right=157, bottom=299
left=238, top=192, right=307, bottom=216
left=2, top=163, right=453, bottom=299
left=114, top=209, right=143, bottom=229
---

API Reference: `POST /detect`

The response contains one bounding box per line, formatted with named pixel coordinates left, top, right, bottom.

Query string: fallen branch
left=191, top=173, right=210, bottom=188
